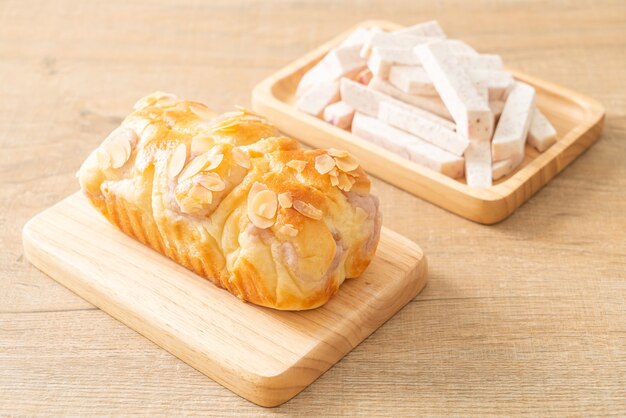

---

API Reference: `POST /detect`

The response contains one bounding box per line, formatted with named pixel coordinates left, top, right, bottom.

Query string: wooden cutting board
left=22, top=192, right=427, bottom=407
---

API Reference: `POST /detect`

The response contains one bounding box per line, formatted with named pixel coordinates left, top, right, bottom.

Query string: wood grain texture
left=252, top=20, right=605, bottom=224
left=1, top=0, right=625, bottom=416
left=22, top=193, right=427, bottom=407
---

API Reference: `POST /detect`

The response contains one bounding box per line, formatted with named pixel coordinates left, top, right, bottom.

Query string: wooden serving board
left=22, top=192, right=427, bottom=407
left=252, top=20, right=605, bottom=224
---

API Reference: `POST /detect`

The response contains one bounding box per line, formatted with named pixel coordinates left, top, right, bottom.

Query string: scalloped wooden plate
left=252, top=20, right=605, bottom=224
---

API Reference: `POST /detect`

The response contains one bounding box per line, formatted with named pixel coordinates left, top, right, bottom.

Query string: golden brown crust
left=76, top=92, right=382, bottom=310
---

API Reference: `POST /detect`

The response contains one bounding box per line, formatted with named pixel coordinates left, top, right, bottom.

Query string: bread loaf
left=77, top=92, right=382, bottom=310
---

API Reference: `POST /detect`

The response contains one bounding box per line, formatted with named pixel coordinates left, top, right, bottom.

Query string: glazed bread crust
left=77, top=92, right=382, bottom=310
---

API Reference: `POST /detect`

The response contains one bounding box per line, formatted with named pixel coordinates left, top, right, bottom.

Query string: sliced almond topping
left=191, top=134, right=213, bottom=155
left=232, top=147, right=251, bottom=169
left=178, top=153, right=210, bottom=182
left=330, top=175, right=340, bottom=187
left=234, top=105, right=263, bottom=118
left=168, top=143, right=187, bottom=178
left=277, top=192, right=292, bottom=209
left=334, top=154, right=359, bottom=172
left=135, top=119, right=154, bottom=139
left=279, top=224, right=298, bottom=237
left=195, top=172, right=225, bottom=192
left=120, top=137, right=132, bottom=160
left=188, top=184, right=213, bottom=204
left=101, top=128, right=135, bottom=169
left=293, top=200, right=323, bottom=220
left=217, top=110, right=243, bottom=121
left=178, top=196, right=202, bottom=214
left=249, top=182, right=268, bottom=194
left=258, top=202, right=273, bottom=219
left=286, top=159, right=307, bottom=173
left=337, top=172, right=355, bottom=192
left=315, top=153, right=336, bottom=174
left=328, top=167, right=339, bottom=177
left=252, top=190, right=278, bottom=219
left=206, top=153, right=224, bottom=171
left=327, top=148, right=349, bottom=158
left=155, top=97, right=179, bottom=108
left=189, top=103, right=213, bottom=120
left=126, top=128, right=140, bottom=148
left=107, top=128, right=138, bottom=154
left=210, top=120, right=239, bottom=133
left=103, top=139, right=129, bottom=169
left=247, top=182, right=275, bottom=229
left=133, top=91, right=177, bottom=110
left=94, top=148, right=111, bottom=169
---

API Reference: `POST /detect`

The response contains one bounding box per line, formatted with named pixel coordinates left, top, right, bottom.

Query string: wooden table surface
left=1, top=0, right=625, bottom=416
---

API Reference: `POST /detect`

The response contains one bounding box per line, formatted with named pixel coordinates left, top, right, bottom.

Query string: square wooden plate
left=23, top=193, right=427, bottom=407
left=252, top=20, right=605, bottom=224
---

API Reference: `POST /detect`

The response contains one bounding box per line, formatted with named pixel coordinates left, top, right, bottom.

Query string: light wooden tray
left=22, top=192, right=427, bottom=407
left=252, top=20, right=605, bottom=224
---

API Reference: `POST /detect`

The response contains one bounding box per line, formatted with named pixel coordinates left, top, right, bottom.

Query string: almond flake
left=126, top=128, right=140, bottom=148
left=195, top=172, right=225, bottom=192
left=286, top=159, right=307, bottom=173
left=277, top=192, right=292, bottom=209
left=189, top=103, right=213, bottom=120
left=334, top=154, right=359, bottom=172
left=188, top=184, right=213, bottom=203
left=206, top=153, right=224, bottom=171
left=103, top=139, right=129, bottom=169
left=234, top=105, right=264, bottom=119
left=279, top=224, right=298, bottom=237
left=252, top=190, right=278, bottom=219
left=247, top=182, right=275, bottom=229
left=315, top=153, right=336, bottom=174
left=258, top=203, right=273, bottom=218
left=133, top=91, right=177, bottom=110
left=219, top=110, right=243, bottom=120
left=168, top=143, right=187, bottom=178
left=327, top=148, right=349, bottom=158
left=178, top=154, right=210, bottom=182
left=330, top=175, right=340, bottom=187
left=108, top=128, right=138, bottom=155
left=213, top=119, right=239, bottom=130
left=155, top=97, right=179, bottom=108
left=191, top=134, right=213, bottom=155
left=94, top=148, right=111, bottom=169
left=178, top=196, right=202, bottom=214
left=337, top=172, right=355, bottom=191
left=250, top=182, right=267, bottom=194
left=232, top=147, right=251, bottom=169
left=101, top=128, right=135, bottom=168
left=293, top=200, right=323, bottom=220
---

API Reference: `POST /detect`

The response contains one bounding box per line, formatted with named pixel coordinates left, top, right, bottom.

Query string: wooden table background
left=1, top=0, right=625, bottom=416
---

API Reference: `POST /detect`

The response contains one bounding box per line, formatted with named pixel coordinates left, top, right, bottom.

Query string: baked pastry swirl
left=77, top=92, right=382, bottom=310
